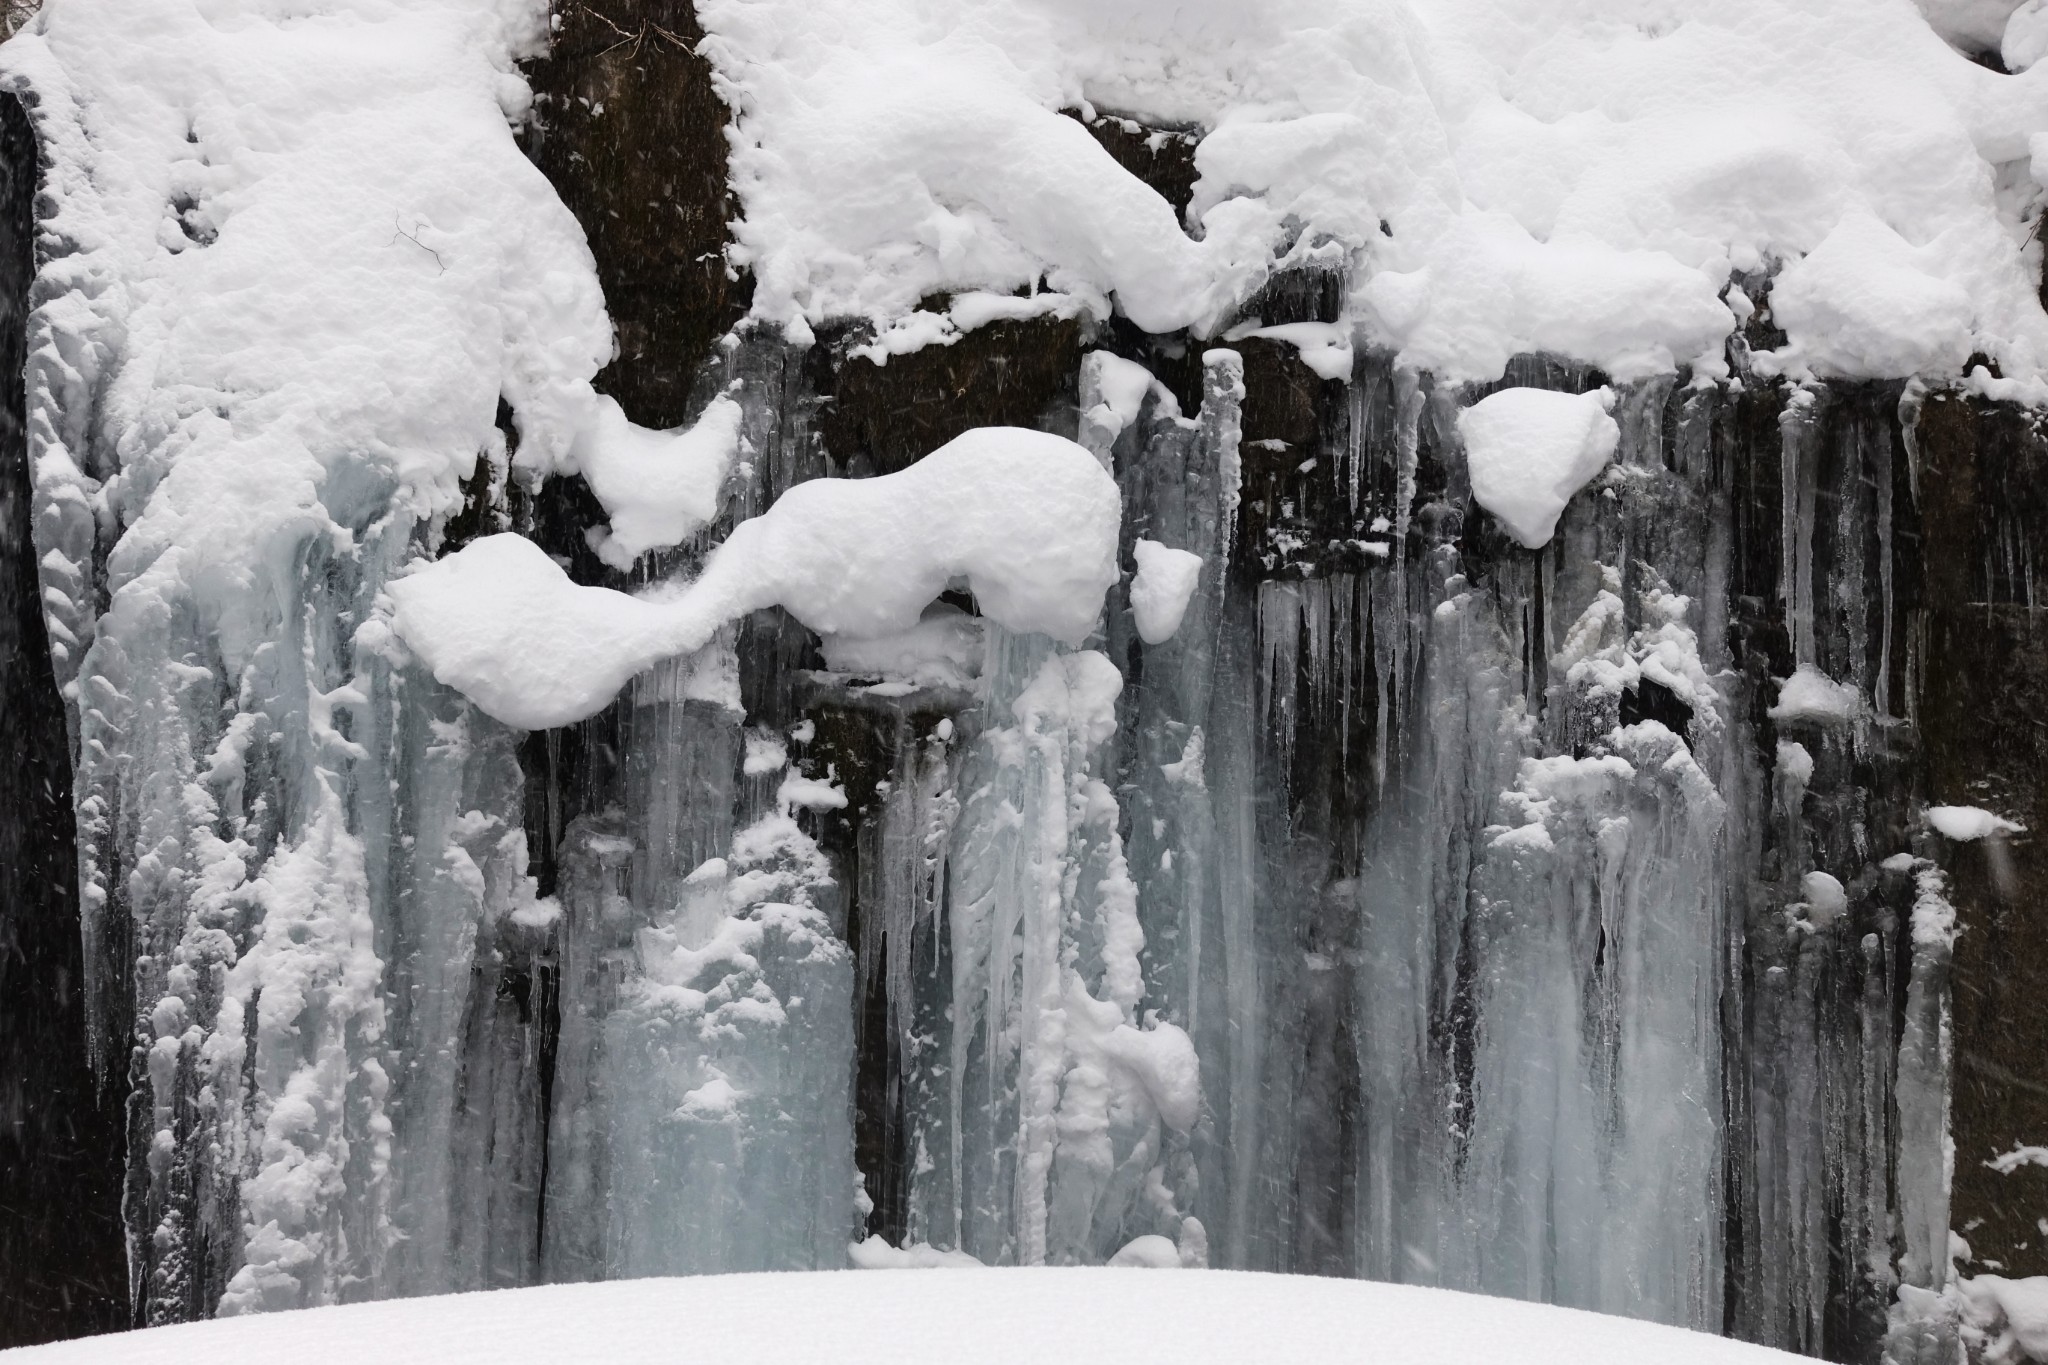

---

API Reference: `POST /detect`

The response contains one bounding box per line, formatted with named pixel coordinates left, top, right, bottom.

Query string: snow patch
left=1927, top=804, right=2027, bottom=841
left=1768, top=665, right=1860, bottom=724
left=1457, top=387, right=1619, bottom=549
left=576, top=394, right=745, bottom=570
left=391, top=427, right=1120, bottom=729
left=1129, top=540, right=1204, bottom=644
left=7, top=1269, right=1820, bottom=1364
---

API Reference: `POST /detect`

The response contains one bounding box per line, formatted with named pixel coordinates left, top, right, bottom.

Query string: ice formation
left=3, top=0, right=2046, bottom=1356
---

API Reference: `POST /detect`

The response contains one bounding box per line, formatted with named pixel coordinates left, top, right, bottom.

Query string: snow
left=1927, top=803, right=2028, bottom=840
left=1797, top=870, right=1849, bottom=930
left=1921, top=0, right=2032, bottom=54
left=1776, top=740, right=1815, bottom=787
left=848, top=1239, right=987, bottom=1269
left=1456, top=386, right=1618, bottom=549
left=819, top=603, right=986, bottom=689
left=1, top=1270, right=1812, bottom=1365
left=2010, top=1, right=2048, bottom=70
left=1767, top=209, right=1974, bottom=379
left=1958, top=1274, right=2048, bottom=1363
left=1988, top=1144, right=2048, bottom=1174
left=1768, top=664, right=1861, bottom=724
left=1129, top=539, right=1204, bottom=644
left=1079, top=350, right=1179, bottom=453
left=1107, top=1234, right=1184, bottom=1267
left=1224, top=321, right=1356, bottom=382
left=575, top=393, right=744, bottom=570
left=696, top=0, right=2048, bottom=386
left=0, top=0, right=615, bottom=691
left=391, top=427, right=1120, bottom=729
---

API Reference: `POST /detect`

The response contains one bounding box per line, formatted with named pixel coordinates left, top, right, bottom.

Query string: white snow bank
left=2010, top=1, right=2048, bottom=70
left=697, top=0, right=2048, bottom=385
left=1129, top=540, right=1204, bottom=643
left=575, top=393, right=745, bottom=569
left=1456, top=387, right=1618, bottom=549
left=2, top=1270, right=1811, bottom=1365
left=1927, top=804, right=2028, bottom=840
left=392, top=427, right=1120, bottom=729
left=1107, top=1234, right=1184, bottom=1268
left=1769, top=665, right=1861, bottom=724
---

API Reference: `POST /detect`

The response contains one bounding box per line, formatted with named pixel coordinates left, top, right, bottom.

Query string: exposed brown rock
left=814, top=314, right=1083, bottom=476
left=523, top=1, right=750, bottom=428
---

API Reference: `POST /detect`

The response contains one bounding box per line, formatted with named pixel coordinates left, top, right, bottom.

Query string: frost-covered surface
left=1, top=1270, right=1812, bottom=1365
left=1957, top=1276, right=2048, bottom=1364
left=700, top=0, right=2048, bottom=386
left=391, top=426, right=1120, bottom=728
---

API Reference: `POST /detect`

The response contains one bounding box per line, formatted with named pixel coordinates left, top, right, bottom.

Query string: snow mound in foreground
left=7, top=1270, right=1806, bottom=1365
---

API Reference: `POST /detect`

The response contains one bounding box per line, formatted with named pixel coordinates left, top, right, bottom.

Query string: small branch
left=390, top=215, right=445, bottom=274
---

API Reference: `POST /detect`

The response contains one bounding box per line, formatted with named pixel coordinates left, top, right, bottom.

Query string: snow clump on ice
left=1456, top=386, right=1619, bottom=549
left=576, top=393, right=745, bottom=569
left=1129, top=540, right=1204, bottom=644
left=1926, top=804, right=2027, bottom=841
left=391, top=427, right=1121, bottom=729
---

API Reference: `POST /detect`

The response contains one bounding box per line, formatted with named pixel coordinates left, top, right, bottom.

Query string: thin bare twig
left=391, top=216, right=445, bottom=274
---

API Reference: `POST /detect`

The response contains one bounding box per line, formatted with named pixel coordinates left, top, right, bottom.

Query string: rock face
left=0, top=9, right=2043, bottom=1362
left=1914, top=393, right=2048, bottom=1289
left=0, top=89, right=127, bottom=1346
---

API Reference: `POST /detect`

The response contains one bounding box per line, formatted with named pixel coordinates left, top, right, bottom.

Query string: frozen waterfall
left=1, top=0, right=2047, bottom=1361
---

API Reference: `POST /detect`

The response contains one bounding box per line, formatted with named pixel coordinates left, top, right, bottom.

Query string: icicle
left=1202, top=350, right=1245, bottom=575
left=1895, top=859, right=1955, bottom=1293
left=1780, top=387, right=1820, bottom=669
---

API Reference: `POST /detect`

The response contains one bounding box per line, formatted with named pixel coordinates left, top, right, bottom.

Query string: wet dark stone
left=1233, top=337, right=1382, bottom=581
left=0, top=91, right=130, bottom=1347
left=813, top=314, right=1084, bottom=475
left=1236, top=261, right=1347, bottom=329
left=1619, top=675, right=1694, bottom=737
left=1913, top=391, right=2048, bottom=1279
